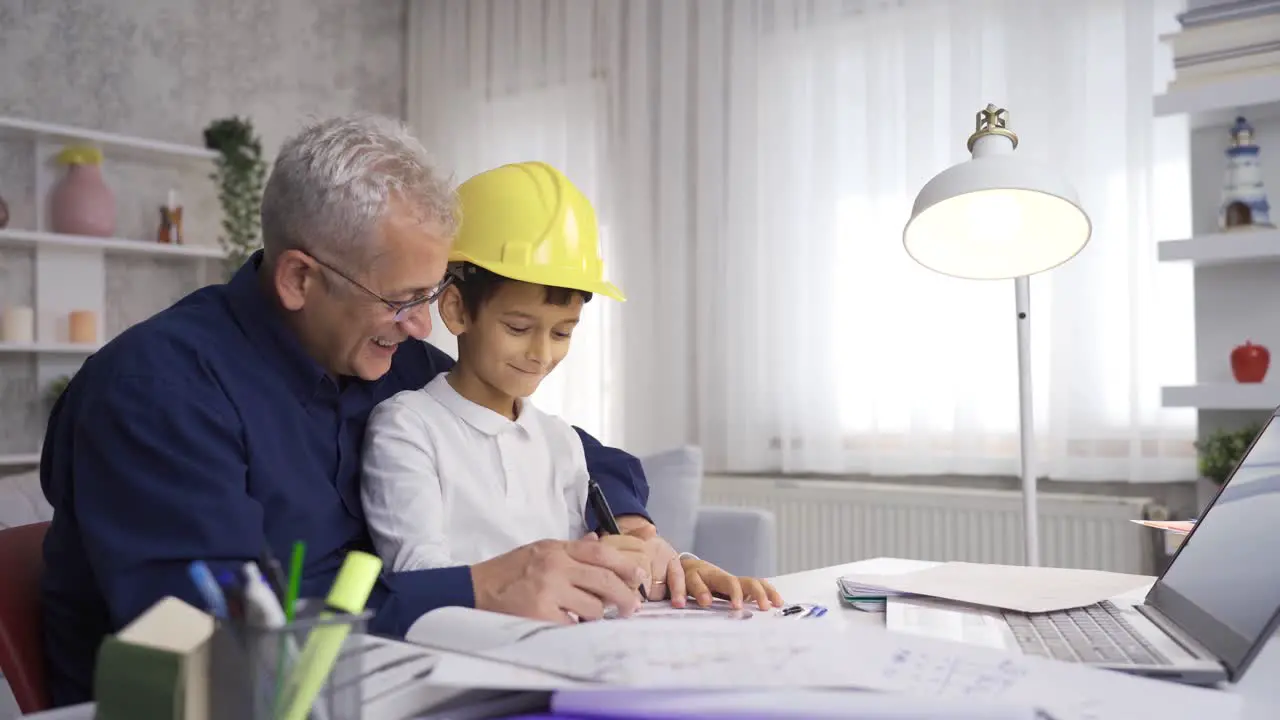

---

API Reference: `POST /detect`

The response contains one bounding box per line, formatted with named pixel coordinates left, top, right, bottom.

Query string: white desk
left=27, top=557, right=1280, bottom=719
left=768, top=557, right=1280, bottom=720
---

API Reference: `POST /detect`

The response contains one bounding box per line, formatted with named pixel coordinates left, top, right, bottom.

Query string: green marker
left=274, top=541, right=306, bottom=717
left=278, top=550, right=382, bottom=720
left=285, top=541, right=306, bottom=622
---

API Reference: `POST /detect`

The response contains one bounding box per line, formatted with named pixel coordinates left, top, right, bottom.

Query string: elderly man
left=39, top=114, right=678, bottom=706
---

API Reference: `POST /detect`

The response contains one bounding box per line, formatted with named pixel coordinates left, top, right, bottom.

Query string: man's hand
left=591, top=532, right=650, bottom=572
left=615, top=517, right=686, bottom=606
left=681, top=557, right=784, bottom=611
left=594, top=531, right=685, bottom=605
left=470, top=538, right=648, bottom=623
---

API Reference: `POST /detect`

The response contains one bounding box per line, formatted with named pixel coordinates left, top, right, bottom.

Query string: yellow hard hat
left=451, top=161, right=625, bottom=302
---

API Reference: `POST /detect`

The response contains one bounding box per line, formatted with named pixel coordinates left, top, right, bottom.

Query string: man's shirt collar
left=225, top=251, right=341, bottom=404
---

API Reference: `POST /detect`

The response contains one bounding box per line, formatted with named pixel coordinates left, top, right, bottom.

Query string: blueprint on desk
left=470, top=619, right=1240, bottom=720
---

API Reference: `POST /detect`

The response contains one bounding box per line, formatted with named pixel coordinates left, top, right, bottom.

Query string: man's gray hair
left=260, top=113, right=458, bottom=267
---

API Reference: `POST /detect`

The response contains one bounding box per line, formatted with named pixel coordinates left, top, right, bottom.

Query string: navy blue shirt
left=39, top=251, right=650, bottom=707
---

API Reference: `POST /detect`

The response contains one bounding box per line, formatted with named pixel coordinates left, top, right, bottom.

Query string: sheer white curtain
left=406, top=2, right=620, bottom=442
left=703, top=0, right=1198, bottom=482
left=406, top=0, right=1197, bottom=482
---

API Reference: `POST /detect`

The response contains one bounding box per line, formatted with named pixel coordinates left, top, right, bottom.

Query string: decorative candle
left=68, top=310, right=97, bottom=344
left=2, top=306, right=34, bottom=343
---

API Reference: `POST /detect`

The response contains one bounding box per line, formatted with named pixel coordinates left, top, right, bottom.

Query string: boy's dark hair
left=450, top=262, right=593, bottom=318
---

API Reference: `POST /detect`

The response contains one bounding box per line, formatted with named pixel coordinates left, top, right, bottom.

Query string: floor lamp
left=902, top=104, right=1092, bottom=567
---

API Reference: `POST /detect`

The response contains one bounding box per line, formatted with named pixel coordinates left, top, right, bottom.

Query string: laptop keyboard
left=1003, top=601, right=1171, bottom=665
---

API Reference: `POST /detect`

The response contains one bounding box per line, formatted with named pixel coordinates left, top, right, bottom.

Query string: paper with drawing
left=465, top=619, right=1238, bottom=720
left=407, top=599, right=806, bottom=656
left=842, top=562, right=1154, bottom=613
left=551, top=688, right=1039, bottom=719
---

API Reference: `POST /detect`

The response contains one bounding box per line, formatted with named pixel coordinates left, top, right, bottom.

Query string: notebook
left=837, top=576, right=912, bottom=611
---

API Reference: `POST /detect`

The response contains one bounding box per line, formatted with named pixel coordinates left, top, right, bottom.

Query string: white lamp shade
left=903, top=154, right=1092, bottom=280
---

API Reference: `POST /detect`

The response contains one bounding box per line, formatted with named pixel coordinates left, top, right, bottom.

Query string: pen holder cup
left=209, top=603, right=373, bottom=720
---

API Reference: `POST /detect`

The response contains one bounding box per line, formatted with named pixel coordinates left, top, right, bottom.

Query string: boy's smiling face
left=440, top=276, right=585, bottom=411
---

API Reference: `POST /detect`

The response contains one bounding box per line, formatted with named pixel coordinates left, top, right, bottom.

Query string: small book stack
left=1161, top=0, right=1280, bottom=90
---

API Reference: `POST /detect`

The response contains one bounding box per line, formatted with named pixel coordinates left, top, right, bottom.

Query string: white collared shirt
left=360, top=373, right=590, bottom=572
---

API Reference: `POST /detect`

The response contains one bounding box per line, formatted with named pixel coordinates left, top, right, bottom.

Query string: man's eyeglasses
left=306, top=253, right=453, bottom=323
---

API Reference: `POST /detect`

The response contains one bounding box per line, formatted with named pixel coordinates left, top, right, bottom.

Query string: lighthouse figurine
left=1220, top=116, right=1273, bottom=230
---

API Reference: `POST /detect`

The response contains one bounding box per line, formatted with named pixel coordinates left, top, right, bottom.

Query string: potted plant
left=45, top=374, right=72, bottom=411
left=1195, top=422, right=1264, bottom=508
left=203, top=117, right=267, bottom=277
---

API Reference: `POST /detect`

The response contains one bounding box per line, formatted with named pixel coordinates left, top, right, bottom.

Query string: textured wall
left=0, top=0, right=407, bottom=457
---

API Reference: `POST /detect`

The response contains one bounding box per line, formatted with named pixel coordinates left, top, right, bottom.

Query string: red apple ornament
left=1231, top=341, right=1270, bottom=383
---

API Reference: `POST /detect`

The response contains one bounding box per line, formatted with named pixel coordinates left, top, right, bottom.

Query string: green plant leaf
left=1196, top=422, right=1265, bottom=484
left=203, top=116, right=267, bottom=279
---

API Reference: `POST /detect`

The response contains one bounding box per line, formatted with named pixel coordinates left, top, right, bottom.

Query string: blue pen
left=188, top=561, right=229, bottom=619
left=216, top=569, right=247, bottom=620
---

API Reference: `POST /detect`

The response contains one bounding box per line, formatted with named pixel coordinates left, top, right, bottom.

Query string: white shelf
left=1162, top=383, right=1280, bottom=410
left=1157, top=228, right=1280, bottom=265
left=0, top=342, right=100, bottom=354
left=1154, top=72, right=1280, bottom=129
left=0, top=116, right=217, bottom=161
left=0, top=453, right=40, bottom=468
left=0, top=228, right=225, bottom=259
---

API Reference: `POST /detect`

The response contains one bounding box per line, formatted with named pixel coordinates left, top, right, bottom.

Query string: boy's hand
left=681, top=556, right=784, bottom=611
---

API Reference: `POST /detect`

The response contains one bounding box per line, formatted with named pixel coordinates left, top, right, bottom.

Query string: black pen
left=587, top=478, right=649, bottom=601
left=259, top=546, right=289, bottom=601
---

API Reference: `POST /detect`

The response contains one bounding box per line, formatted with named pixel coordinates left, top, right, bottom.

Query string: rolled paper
left=1, top=306, right=34, bottom=343
left=68, top=309, right=97, bottom=344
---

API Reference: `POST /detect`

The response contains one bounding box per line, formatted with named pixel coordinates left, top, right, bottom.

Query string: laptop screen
left=1148, top=415, right=1280, bottom=681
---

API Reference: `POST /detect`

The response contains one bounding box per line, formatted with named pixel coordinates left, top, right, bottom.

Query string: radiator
left=702, top=476, right=1159, bottom=576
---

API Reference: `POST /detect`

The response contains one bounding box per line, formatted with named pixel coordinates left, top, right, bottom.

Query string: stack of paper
left=837, top=576, right=911, bottom=611
left=843, top=562, right=1153, bottom=614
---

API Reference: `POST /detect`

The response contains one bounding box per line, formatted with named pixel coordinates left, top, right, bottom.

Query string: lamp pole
left=967, top=106, right=1040, bottom=568
left=1014, top=275, right=1039, bottom=567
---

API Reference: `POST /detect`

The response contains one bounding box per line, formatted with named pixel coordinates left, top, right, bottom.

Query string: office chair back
left=0, top=521, right=51, bottom=713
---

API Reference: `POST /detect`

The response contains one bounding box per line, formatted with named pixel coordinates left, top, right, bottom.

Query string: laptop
left=887, top=408, right=1280, bottom=686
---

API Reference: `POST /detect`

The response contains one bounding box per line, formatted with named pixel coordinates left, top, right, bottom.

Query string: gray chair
left=639, top=446, right=777, bottom=578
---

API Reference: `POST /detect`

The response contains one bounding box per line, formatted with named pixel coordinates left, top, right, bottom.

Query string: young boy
left=361, top=161, right=781, bottom=612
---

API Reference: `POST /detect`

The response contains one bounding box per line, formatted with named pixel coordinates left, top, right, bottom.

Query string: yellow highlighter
left=277, top=550, right=382, bottom=720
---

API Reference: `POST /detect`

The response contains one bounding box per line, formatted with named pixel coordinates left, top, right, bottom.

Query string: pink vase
left=50, top=163, right=116, bottom=237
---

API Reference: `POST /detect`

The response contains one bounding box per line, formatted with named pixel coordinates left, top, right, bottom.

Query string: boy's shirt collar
left=426, top=373, right=537, bottom=436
